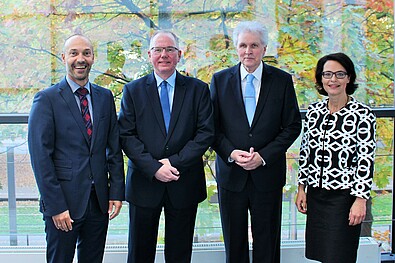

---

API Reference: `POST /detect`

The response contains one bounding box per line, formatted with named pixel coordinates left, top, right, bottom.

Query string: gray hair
left=232, top=21, right=269, bottom=48
left=149, top=30, right=180, bottom=49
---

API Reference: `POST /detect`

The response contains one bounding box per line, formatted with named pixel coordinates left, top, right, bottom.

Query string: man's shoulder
left=264, top=63, right=292, bottom=78
left=213, top=64, right=239, bottom=78
left=124, top=74, right=151, bottom=89
left=91, top=83, right=112, bottom=95
left=178, top=73, right=207, bottom=87
left=37, top=79, right=67, bottom=96
left=90, top=85, right=117, bottom=105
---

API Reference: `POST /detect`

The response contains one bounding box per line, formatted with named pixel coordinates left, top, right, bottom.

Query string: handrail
left=1, top=107, right=393, bottom=124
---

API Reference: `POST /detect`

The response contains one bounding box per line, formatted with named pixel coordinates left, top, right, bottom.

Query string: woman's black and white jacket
left=298, top=97, right=376, bottom=199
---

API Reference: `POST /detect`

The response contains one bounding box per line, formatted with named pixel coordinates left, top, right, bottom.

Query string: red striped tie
left=75, top=87, right=93, bottom=140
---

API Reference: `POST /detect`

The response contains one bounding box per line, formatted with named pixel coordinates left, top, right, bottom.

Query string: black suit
left=118, top=71, right=214, bottom=263
left=28, top=78, right=125, bottom=263
left=210, top=63, right=301, bottom=262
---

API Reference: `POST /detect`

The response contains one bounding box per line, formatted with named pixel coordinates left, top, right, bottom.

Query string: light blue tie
left=160, top=81, right=170, bottom=132
left=244, top=74, right=256, bottom=126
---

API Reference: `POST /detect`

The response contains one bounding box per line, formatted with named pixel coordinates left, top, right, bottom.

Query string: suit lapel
left=145, top=73, right=167, bottom=137
left=252, top=63, right=272, bottom=128
left=231, top=64, right=251, bottom=127
left=90, top=84, right=101, bottom=149
left=167, top=72, right=186, bottom=140
left=58, top=78, right=91, bottom=146
left=230, top=64, right=245, bottom=113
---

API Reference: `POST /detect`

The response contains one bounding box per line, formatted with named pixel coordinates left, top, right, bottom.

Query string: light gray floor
left=0, top=238, right=381, bottom=263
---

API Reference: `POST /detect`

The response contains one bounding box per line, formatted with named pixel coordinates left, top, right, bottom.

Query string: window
left=0, top=0, right=393, bottom=256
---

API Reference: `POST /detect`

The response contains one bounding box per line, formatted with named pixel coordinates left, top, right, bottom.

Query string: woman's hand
left=349, top=197, right=367, bottom=226
left=295, top=184, right=307, bottom=214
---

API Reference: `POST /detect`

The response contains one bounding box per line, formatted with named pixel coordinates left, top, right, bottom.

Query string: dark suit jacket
left=210, top=63, right=302, bottom=192
left=118, top=71, right=214, bottom=209
left=28, top=77, right=125, bottom=219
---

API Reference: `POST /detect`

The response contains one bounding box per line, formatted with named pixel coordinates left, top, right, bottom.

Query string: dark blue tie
left=244, top=74, right=256, bottom=126
left=160, top=81, right=170, bottom=132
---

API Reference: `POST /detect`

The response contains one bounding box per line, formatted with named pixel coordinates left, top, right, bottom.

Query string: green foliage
left=374, top=118, right=394, bottom=189
left=0, top=0, right=392, bottom=109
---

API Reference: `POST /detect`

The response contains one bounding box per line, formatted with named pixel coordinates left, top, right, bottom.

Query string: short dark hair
left=314, top=52, right=358, bottom=95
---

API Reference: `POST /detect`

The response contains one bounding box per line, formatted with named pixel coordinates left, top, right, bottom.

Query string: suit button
left=165, top=146, right=169, bottom=151
left=248, top=133, right=253, bottom=138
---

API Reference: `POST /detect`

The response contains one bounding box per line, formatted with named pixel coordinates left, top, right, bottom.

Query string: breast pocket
left=54, top=159, right=73, bottom=181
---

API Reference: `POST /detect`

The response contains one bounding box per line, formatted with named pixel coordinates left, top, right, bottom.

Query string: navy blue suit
left=210, top=63, right=301, bottom=263
left=119, top=71, right=214, bottom=263
left=28, top=77, right=125, bottom=263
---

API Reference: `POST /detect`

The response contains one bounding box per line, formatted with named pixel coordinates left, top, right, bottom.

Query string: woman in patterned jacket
left=295, top=52, right=376, bottom=263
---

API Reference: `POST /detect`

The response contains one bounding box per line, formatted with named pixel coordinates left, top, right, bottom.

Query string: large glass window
left=0, top=0, right=393, bottom=256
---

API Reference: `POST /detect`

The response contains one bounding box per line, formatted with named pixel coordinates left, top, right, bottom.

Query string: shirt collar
left=154, top=71, right=177, bottom=89
left=66, top=75, right=91, bottom=94
left=240, top=61, right=263, bottom=82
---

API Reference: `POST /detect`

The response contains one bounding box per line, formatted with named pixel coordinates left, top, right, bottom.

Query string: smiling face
left=236, top=31, right=267, bottom=73
left=62, top=35, right=94, bottom=86
left=322, top=60, right=350, bottom=99
left=148, top=32, right=181, bottom=80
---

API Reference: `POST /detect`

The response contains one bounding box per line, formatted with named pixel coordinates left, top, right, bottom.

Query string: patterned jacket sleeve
left=298, top=105, right=312, bottom=185
left=351, top=107, right=376, bottom=199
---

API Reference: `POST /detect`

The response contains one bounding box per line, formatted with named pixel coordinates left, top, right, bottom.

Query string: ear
left=61, top=53, right=66, bottom=64
left=177, top=49, right=182, bottom=62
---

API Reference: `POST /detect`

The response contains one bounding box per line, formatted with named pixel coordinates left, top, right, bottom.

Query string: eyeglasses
left=322, top=71, right=348, bottom=79
left=150, top=46, right=179, bottom=54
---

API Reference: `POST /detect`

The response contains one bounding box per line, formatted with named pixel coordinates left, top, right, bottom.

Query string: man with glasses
left=118, top=30, right=214, bottom=263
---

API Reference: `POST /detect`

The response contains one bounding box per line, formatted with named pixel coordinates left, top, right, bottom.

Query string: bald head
left=61, top=34, right=95, bottom=86
left=63, top=34, right=94, bottom=54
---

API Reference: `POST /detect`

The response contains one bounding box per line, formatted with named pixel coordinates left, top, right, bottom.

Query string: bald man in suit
left=28, top=34, right=125, bottom=263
